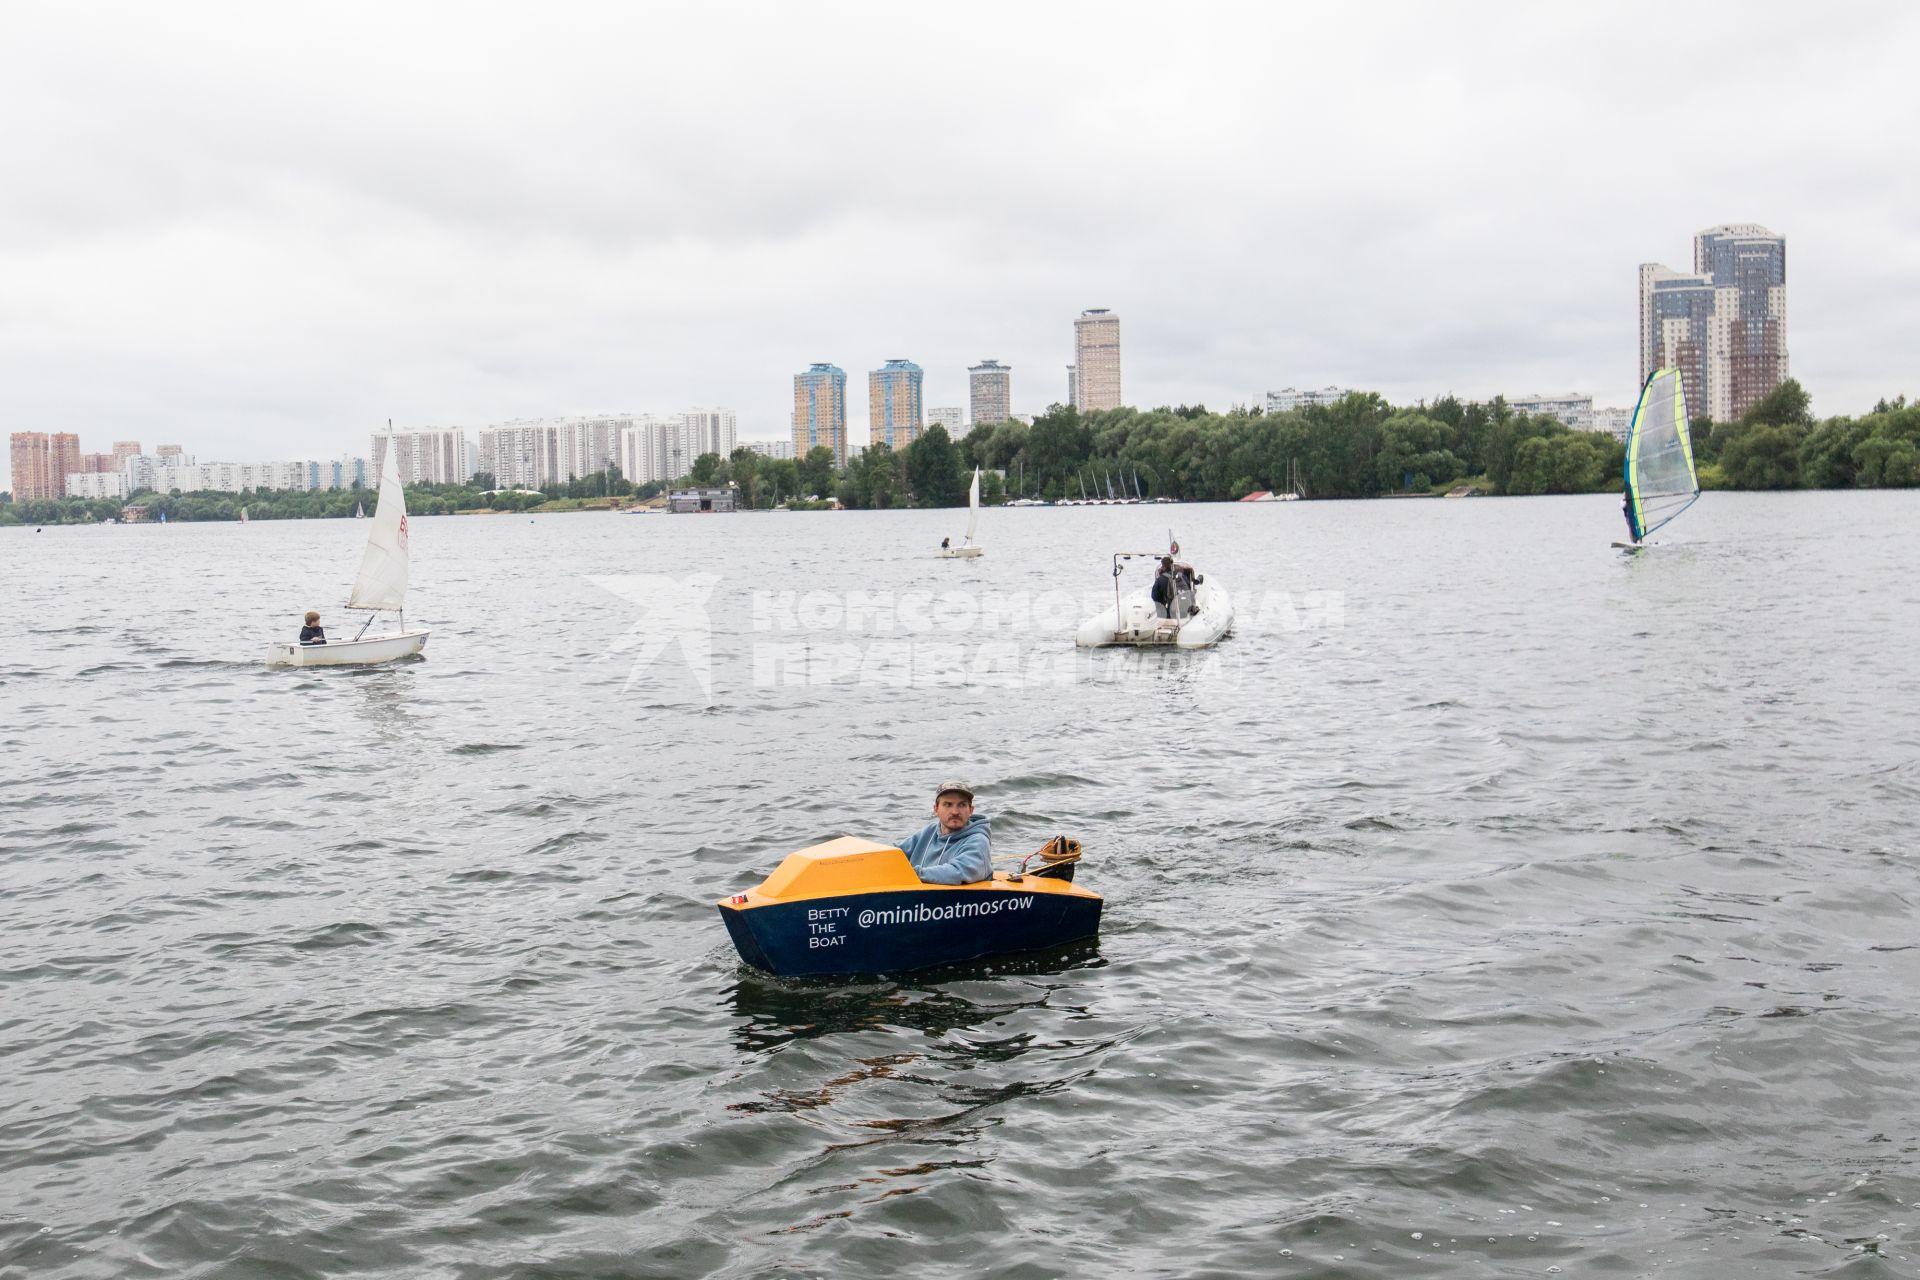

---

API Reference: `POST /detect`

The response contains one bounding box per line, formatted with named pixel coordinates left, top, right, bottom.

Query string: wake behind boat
left=266, top=433, right=428, bottom=667
left=1616, top=367, right=1700, bottom=551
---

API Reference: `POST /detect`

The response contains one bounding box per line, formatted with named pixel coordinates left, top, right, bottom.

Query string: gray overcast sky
left=4, top=1, right=1917, bottom=484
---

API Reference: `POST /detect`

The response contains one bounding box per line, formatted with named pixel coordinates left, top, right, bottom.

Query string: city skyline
left=4, top=5, right=1916, bottom=492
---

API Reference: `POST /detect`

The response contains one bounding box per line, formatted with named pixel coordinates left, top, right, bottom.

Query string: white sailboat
left=266, top=436, right=429, bottom=666
left=938, top=467, right=985, bottom=558
left=354, top=501, right=365, bottom=519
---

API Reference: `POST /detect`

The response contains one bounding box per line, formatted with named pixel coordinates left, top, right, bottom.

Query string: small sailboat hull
left=718, top=837, right=1102, bottom=978
left=935, top=468, right=985, bottom=558
left=1077, top=582, right=1233, bottom=648
left=266, top=630, right=429, bottom=667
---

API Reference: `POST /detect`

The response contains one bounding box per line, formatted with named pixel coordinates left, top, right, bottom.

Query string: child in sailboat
left=299, top=611, right=327, bottom=645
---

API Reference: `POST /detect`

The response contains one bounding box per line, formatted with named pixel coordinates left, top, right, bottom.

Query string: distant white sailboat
left=354, top=501, right=365, bottom=519
left=240, top=506, right=250, bottom=524
left=938, top=467, right=985, bottom=558
left=266, top=435, right=429, bottom=666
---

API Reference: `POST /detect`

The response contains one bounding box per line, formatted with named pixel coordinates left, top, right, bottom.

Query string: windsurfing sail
left=1623, top=368, right=1699, bottom=542
left=963, top=468, right=980, bottom=544
left=349, top=438, right=410, bottom=611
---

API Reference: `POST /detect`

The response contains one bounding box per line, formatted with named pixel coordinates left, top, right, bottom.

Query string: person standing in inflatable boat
left=897, top=781, right=992, bottom=884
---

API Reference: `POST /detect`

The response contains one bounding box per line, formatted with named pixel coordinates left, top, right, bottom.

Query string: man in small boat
left=299, top=611, right=327, bottom=645
left=941, top=536, right=951, bottom=550
left=897, top=781, right=992, bottom=884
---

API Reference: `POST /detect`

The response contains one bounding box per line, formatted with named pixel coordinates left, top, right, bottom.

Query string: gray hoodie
left=896, top=813, right=993, bottom=884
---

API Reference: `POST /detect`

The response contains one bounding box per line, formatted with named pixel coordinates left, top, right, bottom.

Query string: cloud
left=4, top=1, right=1917, bottom=486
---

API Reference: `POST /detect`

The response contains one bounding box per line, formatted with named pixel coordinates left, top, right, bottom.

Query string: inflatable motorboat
left=718, top=836, right=1101, bottom=978
left=1075, top=551, right=1233, bottom=648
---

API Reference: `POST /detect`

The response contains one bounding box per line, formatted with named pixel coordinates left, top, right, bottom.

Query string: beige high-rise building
left=9, top=432, right=52, bottom=500
left=867, top=359, right=924, bottom=449
left=49, top=433, right=82, bottom=497
left=969, top=359, right=1012, bottom=427
left=1073, top=309, right=1121, bottom=411
left=112, top=441, right=143, bottom=468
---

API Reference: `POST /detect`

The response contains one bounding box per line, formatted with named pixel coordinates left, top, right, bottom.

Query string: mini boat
left=718, top=836, right=1101, bottom=978
left=1075, top=549, right=1233, bottom=648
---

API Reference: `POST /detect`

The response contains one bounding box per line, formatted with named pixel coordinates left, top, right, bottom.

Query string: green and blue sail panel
left=1624, top=368, right=1700, bottom=541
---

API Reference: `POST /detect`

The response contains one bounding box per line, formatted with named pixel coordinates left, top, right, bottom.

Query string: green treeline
left=691, top=393, right=1631, bottom=511
left=1693, top=385, right=1920, bottom=489
left=7, top=380, right=1914, bottom=526
left=754, top=377, right=1914, bottom=509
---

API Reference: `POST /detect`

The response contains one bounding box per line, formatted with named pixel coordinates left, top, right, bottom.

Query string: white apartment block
left=282, top=457, right=372, bottom=490
left=746, top=439, right=794, bottom=461
left=557, top=417, right=622, bottom=481
left=478, top=422, right=561, bottom=490
left=110, top=452, right=366, bottom=497
left=1265, top=386, right=1354, bottom=413
left=67, top=471, right=130, bottom=499
left=682, top=407, right=738, bottom=459
left=372, top=428, right=473, bottom=485
left=476, top=408, right=738, bottom=490
left=121, top=453, right=195, bottom=493
left=928, top=406, right=964, bottom=434
left=1593, top=406, right=1634, bottom=440
left=1509, top=393, right=1594, bottom=433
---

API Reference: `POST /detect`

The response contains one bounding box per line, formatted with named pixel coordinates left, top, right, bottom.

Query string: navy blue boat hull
left=721, top=888, right=1102, bottom=978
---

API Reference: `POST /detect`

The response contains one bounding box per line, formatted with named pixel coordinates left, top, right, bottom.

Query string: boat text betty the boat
left=718, top=836, right=1100, bottom=977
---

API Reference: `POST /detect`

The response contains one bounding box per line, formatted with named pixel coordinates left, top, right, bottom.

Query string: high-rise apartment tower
left=969, top=359, right=1012, bottom=427
left=868, top=359, right=924, bottom=450
left=1639, top=223, right=1787, bottom=422
left=1072, top=309, right=1121, bottom=411
left=792, top=363, right=849, bottom=465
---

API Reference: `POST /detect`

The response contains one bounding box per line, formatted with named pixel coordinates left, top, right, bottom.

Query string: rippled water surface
left=4, top=492, right=1919, bottom=1278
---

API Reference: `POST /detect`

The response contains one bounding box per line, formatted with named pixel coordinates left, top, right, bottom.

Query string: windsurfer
left=1622, top=483, right=1639, bottom=543
left=299, top=611, right=327, bottom=645
left=896, top=781, right=992, bottom=884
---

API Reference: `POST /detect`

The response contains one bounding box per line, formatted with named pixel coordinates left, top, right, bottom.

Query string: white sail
left=348, top=437, right=409, bottom=611
left=964, top=468, right=980, bottom=543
